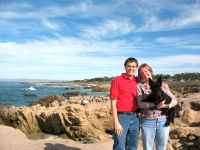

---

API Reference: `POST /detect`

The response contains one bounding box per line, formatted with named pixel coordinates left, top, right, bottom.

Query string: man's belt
left=117, top=112, right=135, bottom=115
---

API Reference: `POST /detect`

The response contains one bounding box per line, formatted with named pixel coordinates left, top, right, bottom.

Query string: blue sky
left=0, top=0, right=200, bottom=80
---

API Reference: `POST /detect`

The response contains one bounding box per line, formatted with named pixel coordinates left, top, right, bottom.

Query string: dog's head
left=148, top=77, right=163, bottom=105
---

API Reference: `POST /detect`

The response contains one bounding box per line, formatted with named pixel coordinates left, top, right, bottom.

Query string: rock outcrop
left=168, top=93, right=200, bottom=150
left=0, top=95, right=113, bottom=143
left=30, top=95, right=65, bottom=107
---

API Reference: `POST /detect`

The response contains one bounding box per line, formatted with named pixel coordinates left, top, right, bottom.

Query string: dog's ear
left=157, top=76, right=162, bottom=85
left=148, top=78, right=154, bottom=87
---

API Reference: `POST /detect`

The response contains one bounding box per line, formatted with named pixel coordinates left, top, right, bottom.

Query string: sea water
left=0, top=82, right=109, bottom=107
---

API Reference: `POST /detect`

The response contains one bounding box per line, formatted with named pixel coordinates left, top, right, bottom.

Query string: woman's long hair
left=138, top=63, right=153, bottom=81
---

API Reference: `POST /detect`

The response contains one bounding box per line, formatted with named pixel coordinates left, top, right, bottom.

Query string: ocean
left=0, top=82, right=109, bottom=107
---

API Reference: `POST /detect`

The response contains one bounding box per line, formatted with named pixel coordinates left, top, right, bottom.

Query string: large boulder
left=36, top=101, right=113, bottom=143
left=167, top=93, right=200, bottom=150
left=0, top=96, right=113, bottom=143
left=31, top=95, right=65, bottom=107
left=0, top=105, right=45, bottom=134
left=169, top=127, right=200, bottom=150
left=181, top=109, right=200, bottom=126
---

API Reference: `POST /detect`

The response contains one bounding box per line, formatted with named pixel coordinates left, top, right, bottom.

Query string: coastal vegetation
left=70, top=73, right=200, bottom=94
left=72, top=73, right=200, bottom=83
left=154, top=72, right=200, bottom=81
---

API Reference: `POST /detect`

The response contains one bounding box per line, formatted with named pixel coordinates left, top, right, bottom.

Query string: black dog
left=142, top=77, right=175, bottom=126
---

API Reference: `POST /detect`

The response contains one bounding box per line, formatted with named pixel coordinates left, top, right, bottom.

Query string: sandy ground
left=0, top=125, right=113, bottom=150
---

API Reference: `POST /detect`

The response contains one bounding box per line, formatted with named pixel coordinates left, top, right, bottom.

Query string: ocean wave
left=26, top=86, right=36, bottom=91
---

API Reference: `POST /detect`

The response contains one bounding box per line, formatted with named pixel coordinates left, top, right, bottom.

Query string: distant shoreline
left=18, top=81, right=111, bottom=90
left=18, top=81, right=79, bottom=86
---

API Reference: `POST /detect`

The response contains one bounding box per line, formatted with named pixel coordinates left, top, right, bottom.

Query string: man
left=110, top=57, right=139, bottom=150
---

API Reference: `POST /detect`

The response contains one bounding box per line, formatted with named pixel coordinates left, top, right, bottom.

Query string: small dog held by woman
left=142, top=77, right=176, bottom=126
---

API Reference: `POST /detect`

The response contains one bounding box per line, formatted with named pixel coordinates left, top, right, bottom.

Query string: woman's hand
left=157, top=101, right=169, bottom=109
left=162, top=83, right=169, bottom=91
left=115, top=122, right=123, bottom=136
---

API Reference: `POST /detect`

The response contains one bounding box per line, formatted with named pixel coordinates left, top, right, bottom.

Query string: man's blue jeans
left=141, top=117, right=170, bottom=150
left=113, top=113, right=139, bottom=150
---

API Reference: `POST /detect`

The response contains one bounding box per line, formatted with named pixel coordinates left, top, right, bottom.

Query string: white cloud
left=156, top=35, right=200, bottom=49
left=0, top=37, right=200, bottom=80
left=138, top=55, right=200, bottom=75
left=170, top=6, right=200, bottom=29
left=135, top=1, right=200, bottom=32
left=1, top=1, right=199, bottom=38
left=0, top=1, right=200, bottom=79
left=0, top=38, right=130, bottom=79
left=140, top=55, right=200, bottom=68
left=82, top=19, right=135, bottom=39
left=40, top=17, right=59, bottom=30
left=157, top=55, right=200, bottom=66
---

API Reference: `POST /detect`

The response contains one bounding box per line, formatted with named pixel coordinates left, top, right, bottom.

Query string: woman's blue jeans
left=141, top=117, right=170, bottom=150
left=113, top=113, right=139, bottom=150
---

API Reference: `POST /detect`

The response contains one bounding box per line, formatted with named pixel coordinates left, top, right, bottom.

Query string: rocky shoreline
left=0, top=95, right=113, bottom=143
left=0, top=93, right=200, bottom=149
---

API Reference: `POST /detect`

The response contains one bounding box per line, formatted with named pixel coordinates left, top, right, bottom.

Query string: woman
left=137, top=63, right=177, bottom=150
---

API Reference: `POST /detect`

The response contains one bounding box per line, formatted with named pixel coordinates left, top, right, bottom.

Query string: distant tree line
left=154, top=73, right=200, bottom=81
left=72, top=73, right=200, bottom=82
left=73, top=76, right=114, bottom=82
